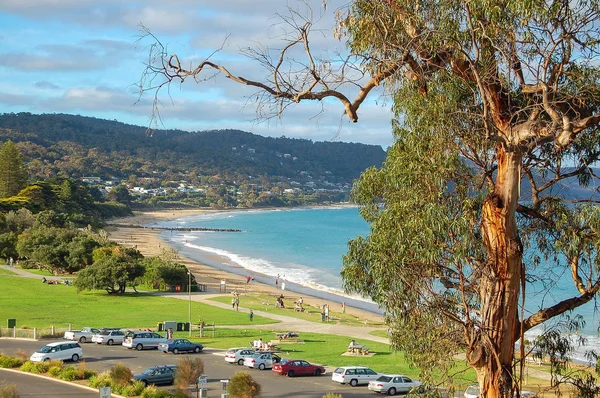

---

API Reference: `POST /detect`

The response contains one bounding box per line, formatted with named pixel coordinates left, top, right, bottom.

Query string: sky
left=0, top=0, right=395, bottom=149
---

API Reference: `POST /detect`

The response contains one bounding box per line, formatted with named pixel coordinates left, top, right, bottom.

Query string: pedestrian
left=9, top=257, right=13, bottom=267
left=246, top=275, right=251, bottom=284
left=342, top=301, right=346, bottom=314
left=275, top=278, right=279, bottom=288
left=321, top=305, right=326, bottom=322
left=325, top=304, right=330, bottom=322
left=249, top=309, right=254, bottom=322
left=232, top=295, right=236, bottom=309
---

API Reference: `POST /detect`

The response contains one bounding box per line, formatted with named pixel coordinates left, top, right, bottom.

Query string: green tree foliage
left=227, top=371, right=261, bottom=398
left=106, top=185, right=131, bottom=205
left=75, top=246, right=144, bottom=294
left=0, top=140, right=27, bottom=198
left=140, top=256, right=195, bottom=290
left=16, top=225, right=100, bottom=274
left=136, top=1, right=600, bottom=396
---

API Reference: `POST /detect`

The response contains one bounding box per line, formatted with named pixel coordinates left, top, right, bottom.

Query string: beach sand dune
left=107, top=209, right=384, bottom=323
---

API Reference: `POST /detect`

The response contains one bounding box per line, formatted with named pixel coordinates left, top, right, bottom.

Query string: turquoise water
left=155, top=206, right=598, bottom=361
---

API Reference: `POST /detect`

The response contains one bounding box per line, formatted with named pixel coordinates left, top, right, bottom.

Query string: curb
left=0, top=367, right=126, bottom=398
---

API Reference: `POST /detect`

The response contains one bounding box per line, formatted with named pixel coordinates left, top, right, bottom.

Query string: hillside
left=0, top=113, right=386, bottom=185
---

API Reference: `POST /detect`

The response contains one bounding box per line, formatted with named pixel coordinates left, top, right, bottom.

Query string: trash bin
left=175, top=285, right=181, bottom=293
left=7, top=319, right=16, bottom=328
left=176, top=322, right=184, bottom=332
left=157, top=322, right=164, bottom=332
left=183, top=322, right=190, bottom=332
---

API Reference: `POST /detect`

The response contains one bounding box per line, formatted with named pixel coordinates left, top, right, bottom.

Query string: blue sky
left=0, top=0, right=394, bottom=148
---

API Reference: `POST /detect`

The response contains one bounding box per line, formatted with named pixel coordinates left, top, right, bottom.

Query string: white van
left=30, top=341, right=83, bottom=362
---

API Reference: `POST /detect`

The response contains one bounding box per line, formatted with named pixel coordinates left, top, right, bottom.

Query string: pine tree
left=0, top=140, right=27, bottom=198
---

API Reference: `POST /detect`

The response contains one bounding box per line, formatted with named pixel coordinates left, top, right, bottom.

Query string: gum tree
left=138, top=1, right=600, bottom=396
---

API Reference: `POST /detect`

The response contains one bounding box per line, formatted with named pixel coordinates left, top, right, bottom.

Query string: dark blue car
left=158, top=338, right=203, bottom=354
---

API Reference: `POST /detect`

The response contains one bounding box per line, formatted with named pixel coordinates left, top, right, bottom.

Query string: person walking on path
left=249, top=309, right=254, bottom=322
left=325, top=304, right=330, bottom=322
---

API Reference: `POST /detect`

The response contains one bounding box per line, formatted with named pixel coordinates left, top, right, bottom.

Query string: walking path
left=0, top=265, right=388, bottom=343
left=1, top=266, right=557, bottom=383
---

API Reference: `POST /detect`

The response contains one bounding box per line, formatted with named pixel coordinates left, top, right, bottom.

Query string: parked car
left=30, top=341, right=82, bottom=362
left=332, top=366, right=380, bottom=386
left=133, top=365, right=177, bottom=386
left=122, top=331, right=167, bottom=350
left=63, top=327, right=100, bottom=343
left=464, top=385, right=479, bottom=398
left=272, top=359, right=326, bottom=377
left=225, top=347, right=255, bottom=365
left=92, top=330, right=126, bottom=345
left=368, top=374, right=422, bottom=395
left=158, top=338, right=203, bottom=354
left=243, top=352, right=282, bottom=370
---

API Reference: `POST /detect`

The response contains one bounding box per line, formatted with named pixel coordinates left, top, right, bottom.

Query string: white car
left=92, top=330, right=126, bottom=345
left=225, top=348, right=255, bottom=365
left=464, top=385, right=479, bottom=398
left=332, top=366, right=380, bottom=386
left=368, top=374, right=422, bottom=395
left=30, top=341, right=82, bottom=362
left=122, top=331, right=167, bottom=350
left=243, top=352, right=282, bottom=370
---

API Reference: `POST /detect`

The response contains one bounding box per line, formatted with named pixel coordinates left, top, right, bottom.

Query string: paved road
left=0, top=339, right=378, bottom=398
left=0, top=368, right=100, bottom=397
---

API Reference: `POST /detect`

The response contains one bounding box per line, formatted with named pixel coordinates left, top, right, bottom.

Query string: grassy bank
left=0, top=273, right=276, bottom=328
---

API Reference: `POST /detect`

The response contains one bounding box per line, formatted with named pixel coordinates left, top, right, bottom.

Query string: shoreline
left=107, top=208, right=384, bottom=323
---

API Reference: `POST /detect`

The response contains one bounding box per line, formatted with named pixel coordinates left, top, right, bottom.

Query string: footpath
left=2, top=265, right=556, bottom=383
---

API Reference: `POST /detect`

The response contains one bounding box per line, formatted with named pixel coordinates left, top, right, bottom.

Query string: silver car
left=122, top=331, right=167, bottom=350
left=368, top=374, right=422, bottom=395
left=243, top=352, right=282, bottom=370
left=92, top=330, right=126, bottom=345
left=225, top=348, right=255, bottom=365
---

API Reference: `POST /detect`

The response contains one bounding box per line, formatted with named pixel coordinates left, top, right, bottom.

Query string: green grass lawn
left=209, top=294, right=386, bottom=327
left=0, top=274, right=277, bottom=329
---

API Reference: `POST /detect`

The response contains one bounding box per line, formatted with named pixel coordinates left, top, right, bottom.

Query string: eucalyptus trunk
left=469, top=146, right=523, bottom=398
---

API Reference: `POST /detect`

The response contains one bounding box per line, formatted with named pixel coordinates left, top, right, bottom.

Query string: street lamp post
left=188, top=271, right=192, bottom=337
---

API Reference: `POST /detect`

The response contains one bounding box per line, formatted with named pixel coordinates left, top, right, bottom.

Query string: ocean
left=154, top=206, right=598, bottom=363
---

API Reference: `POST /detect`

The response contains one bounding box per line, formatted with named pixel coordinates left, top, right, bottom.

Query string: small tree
left=174, top=356, right=204, bottom=394
left=227, top=371, right=261, bottom=398
left=0, top=140, right=28, bottom=198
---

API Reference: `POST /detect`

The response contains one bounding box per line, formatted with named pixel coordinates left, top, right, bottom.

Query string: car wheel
left=71, top=354, right=79, bottom=362
left=258, top=363, right=265, bottom=370
left=173, top=348, right=179, bottom=355
left=43, top=358, right=50, bottom=362
left=350, top=379, right=359, bottom=387
left=136, top=343, right=143, bottom=351
left=237, top=359, right=244, bottom=365
left=315, top=369, right=322, bottom=376
left=387, top=387, right=397, bottom=396
left=194, top=346, right=201, bottom=353
left=140, top=379, right=148, bottom=387
left=287, top=370, right=295, bottom=377
left=79, top=336, right=86, bottom=343
left=107, top=340, right=113, bottom=346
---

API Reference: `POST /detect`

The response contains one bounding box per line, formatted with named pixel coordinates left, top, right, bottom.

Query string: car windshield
left=142, top=368, right=157, bottom=375
left=377, top=376, right=393, bottom=382
left=98, top=331, right=110, bottom=336
left=466, top=386, right=480, bottom=395
left=250, top=354, right=262, bottom=359
left=37, top=345, right=55, bottom=353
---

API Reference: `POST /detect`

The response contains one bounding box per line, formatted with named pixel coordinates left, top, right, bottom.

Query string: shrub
left=88, top=372, right=112, bottom=388
left=0, top=383, right=19, bottom=398
left=174, top=356, right=204, bottom=390
left=108, top=363, right=133, bottom=387
left=0, top=355, right=23, bottom=368
left=118, top=381, right=146, bottom=397
left=58, top=366, right=78, bottom=381
left=140, top=386, right=177, bottom=398
left=48, top=365, right=62, bottom=377
left=227, top=371, right=261, bottom=398
left=73, top=361, right=95, bottom=379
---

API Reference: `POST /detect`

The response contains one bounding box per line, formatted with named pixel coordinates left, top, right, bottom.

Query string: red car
left=272, top=359, right=326, bottom=377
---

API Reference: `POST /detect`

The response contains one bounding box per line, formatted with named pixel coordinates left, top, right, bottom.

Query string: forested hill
left=0, top=113, right=386, bottom=184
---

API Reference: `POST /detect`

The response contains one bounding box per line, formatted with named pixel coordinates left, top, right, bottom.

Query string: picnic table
left=347, top=343, right=369, bottom=355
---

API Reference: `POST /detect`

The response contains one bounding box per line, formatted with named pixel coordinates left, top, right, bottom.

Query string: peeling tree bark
left=471, top=145, right=523, bottom=398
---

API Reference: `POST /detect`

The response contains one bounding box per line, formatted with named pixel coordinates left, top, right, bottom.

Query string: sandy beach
left=107, top=208, right=384, bottom=323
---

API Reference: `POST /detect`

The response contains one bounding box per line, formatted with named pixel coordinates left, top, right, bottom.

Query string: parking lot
left=0, top=338, right=379, bottom=397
